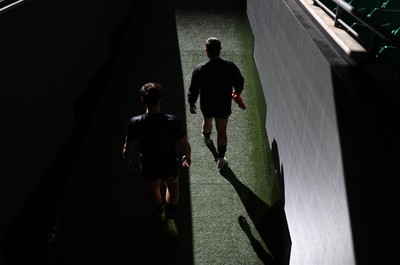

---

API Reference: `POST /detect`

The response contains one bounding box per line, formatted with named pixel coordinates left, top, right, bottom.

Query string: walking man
left=123, top=82, right=191, bottom=237
left=188, top=37, right=245, bottom=169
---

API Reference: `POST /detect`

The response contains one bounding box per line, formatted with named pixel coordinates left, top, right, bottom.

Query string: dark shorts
left=140, top=157, right=179, bottom=182
left=201, top=108, right=231, bottom=119
left=200, top=96, right=232, bottom=119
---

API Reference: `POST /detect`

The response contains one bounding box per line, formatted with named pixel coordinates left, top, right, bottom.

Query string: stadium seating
left=339, top=0, right=383, bottom=27
left=376, top=25, right=400, bottom=70
left=351, top=0, right=385, bottom=14
left=314, top=0, right=400, bottom=73
left=377, top=45, right=400, bottom=72
left=317, top=0, right=337, bottom=14
left=381, top=0, right=400, bottom=10
left=350, top=8, right=400, bottom=46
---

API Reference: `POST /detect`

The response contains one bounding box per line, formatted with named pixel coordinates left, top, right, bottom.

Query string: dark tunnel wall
left=0, top=1, right=137, bottom=263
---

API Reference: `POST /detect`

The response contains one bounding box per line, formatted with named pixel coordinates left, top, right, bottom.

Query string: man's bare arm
left=123, top=137, right=137, bottom=173
left=177, top=136, right=191, bottom=167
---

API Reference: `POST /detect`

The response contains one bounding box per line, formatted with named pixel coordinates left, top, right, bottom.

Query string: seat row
left=315, top=0, right=400, bottom=74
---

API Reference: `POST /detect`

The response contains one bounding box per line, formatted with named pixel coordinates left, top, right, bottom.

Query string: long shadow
left=271, top=139, right=285, bottom=208
left=206, top=143, right=291, bottom=265
left=220, top=165, right=290, bottom=265
left=33, top=1, right=194, bottom=265
left=238, top=215, right=275, bottom=264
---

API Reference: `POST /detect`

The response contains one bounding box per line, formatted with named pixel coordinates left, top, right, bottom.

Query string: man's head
left=140, top=82, right=162, bottom=107
left=205, top=37, right=221, bottom=57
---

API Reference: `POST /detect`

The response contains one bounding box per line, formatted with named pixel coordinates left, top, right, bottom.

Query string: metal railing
left=0, top=0, right=26, bottom=14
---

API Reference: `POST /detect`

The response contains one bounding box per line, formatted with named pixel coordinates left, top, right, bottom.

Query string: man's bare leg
left=215, top=117, right=228, bottom=168
left=215, top=117, right=228, bottom=147
left=202, top=116, right=213, bottom=135
left=202, top=116, right=213, bottom=145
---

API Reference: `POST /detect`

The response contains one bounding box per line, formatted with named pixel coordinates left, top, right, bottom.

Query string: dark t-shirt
left=126, top=113, right=185, bottom=165
left=188, top=58, right=244, bottom=118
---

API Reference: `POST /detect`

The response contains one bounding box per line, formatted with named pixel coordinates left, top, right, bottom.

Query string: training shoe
left=165, top=218, right=179, bottom=237
left=217, top=157, right=227, bottom=169
left=203, top=136, right=213, bottom=146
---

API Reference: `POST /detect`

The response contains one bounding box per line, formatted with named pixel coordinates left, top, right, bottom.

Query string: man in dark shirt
left=123, top=82, right=191, bottom=237
left=188, top=37, right=244, bottom=169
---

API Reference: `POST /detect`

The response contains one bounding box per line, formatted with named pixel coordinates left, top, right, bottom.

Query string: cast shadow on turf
left=219, top=165, right=286, bottom=265
left=205, top=142, right=290, bottom=265
left=238, top=215, right=274, bottom=264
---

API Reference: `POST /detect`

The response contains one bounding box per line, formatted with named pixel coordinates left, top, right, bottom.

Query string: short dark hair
left=140, top=82, right=162, bottom=106
left=206, top=37, right=221, bottom=57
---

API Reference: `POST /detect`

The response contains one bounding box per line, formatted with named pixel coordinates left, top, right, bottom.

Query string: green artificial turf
left=49, top=2, right=284, bottom=264
left=175, top=8, right=282, bottom=264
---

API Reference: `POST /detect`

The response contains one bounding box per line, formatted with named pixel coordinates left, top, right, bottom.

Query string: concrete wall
left=247, top=1, right=353, bottom=263
left=247, top=0, right=397, bottom=264
left=0, top=0, right=136, bottom=263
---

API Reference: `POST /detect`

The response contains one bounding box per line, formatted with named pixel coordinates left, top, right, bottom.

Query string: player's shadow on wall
left=206, top=141, right=291, bottom=265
